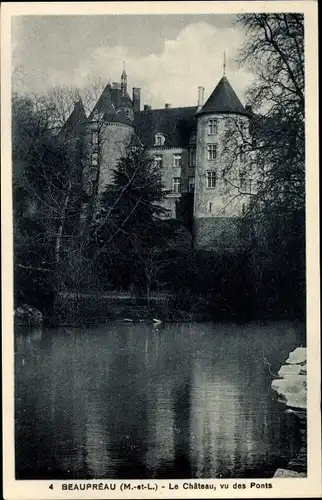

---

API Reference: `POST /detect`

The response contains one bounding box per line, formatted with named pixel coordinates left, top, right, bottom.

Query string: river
left=15, top=320, right=305, bottom=479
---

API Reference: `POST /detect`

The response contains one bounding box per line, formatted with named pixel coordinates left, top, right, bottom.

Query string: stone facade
left=96, top=122, right=133, bottom=194
left=62, top=68, right=255, bottom=250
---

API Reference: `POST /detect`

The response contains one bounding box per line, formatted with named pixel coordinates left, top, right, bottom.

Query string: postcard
left=1, top=2, right=320, bottom=499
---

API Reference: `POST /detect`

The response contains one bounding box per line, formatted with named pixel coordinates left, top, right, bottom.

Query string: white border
left=1, top=2, right=320, bottom=499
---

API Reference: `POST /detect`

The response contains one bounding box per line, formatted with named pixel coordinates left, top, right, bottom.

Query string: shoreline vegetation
left=14, top=287, right=306, bottom=328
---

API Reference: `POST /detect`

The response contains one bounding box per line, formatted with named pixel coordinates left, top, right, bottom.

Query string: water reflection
left=15, top=321, right=303, bottom=479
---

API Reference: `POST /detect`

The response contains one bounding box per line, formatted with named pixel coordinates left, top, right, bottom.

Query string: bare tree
left=13, top=90, right=90, bottom=312
left=222, top=14, right=304, bottom=220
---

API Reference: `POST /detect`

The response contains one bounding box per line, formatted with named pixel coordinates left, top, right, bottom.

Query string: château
left=61, top=66, right=255, bottom=250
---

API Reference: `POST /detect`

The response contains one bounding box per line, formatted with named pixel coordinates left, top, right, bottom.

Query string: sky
left=12, top=14, right=254, bottom=110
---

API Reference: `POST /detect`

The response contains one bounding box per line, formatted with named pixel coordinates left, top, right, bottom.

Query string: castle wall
left=148, top=147, right=189, bottom=218
left=193, top=113, right=251, bottom=249
left=98, top=122, right=133, bottom=193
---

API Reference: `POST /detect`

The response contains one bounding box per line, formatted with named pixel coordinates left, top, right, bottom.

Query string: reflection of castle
left=145, top=381, right=176, bottom=474
left=62, top=66, right=253, bottom=249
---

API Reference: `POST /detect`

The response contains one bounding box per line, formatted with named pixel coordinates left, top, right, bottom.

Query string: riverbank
left=272, top=347, right=307, bottom=478
left=16, top=288, right=306, bottom=327
left=42, top=292, right=217, bottom=326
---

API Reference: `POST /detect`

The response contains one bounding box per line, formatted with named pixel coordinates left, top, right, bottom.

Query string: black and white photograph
left=1, top=2, right=320, bottom=499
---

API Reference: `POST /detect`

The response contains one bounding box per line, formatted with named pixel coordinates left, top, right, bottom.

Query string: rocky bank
left=272, top=347, right=307, bottom=478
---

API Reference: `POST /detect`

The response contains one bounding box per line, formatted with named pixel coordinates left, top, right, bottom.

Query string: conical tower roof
left=89, top=83, right=114, bottom=119
left=103, top=109, right=133, bottom=126
left=197, top=76, right=248, bottom=116
left=59, top=99, right=86, bottom=138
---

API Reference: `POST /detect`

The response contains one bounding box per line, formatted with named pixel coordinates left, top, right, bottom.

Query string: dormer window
left=154, top=133, right=166, bottom=146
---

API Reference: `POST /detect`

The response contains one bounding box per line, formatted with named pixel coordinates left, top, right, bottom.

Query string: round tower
left=97, top=111, right=134, bottom=194
left=193, top=76, right=251, bottom=251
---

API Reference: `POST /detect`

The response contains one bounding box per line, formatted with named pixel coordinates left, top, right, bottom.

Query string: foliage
left=91, top=147, right=173, bottom=297
left=12, top=92, right=87, bottom=314
left=94, top=148, right=167, bottom=243
left=230, top=13, right=305, bottom=218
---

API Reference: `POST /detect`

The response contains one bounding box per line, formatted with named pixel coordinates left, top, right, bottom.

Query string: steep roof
left=89, top=84, right=114, bottom=119
left=134, top=106, right=197, bottom=148
left=130, top=132, right=143, bottom=147
left=90, top=84, right=132, bottom=120
left=197, top=76, right=248, bottom=116
left=59, top=100, right=86, bottom=138
left=103, top=109, right=133, bottom=126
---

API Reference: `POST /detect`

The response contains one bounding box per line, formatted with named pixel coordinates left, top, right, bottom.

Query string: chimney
left=165, top=103, right=171, bottom=109
left=144, top=104, right=152, bottom=111
left=112, top=82, right=121, bottom=90
left=132, top=87, right=141, bottom=112
left=197, top=86, right=205, bottom=109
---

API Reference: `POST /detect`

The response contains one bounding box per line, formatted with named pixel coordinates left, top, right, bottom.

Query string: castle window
left=91, top=152, right=99, bottom=166
left=208, top=119, right=218, bottom=135
left=172, top=177, right=181, bottom=193
left=89, top=180, right=96, bottom=196
left=207, top=144, right=217, bottom=160
left=239, top=119, right=247, bottom=132
left=173, top=154, right=182, bottom=168
left=207, top=171, right=217, bottom=188
left=92, top=130, right=99, bottom=146
left=153, top=154, right=163, bottom=169
left=239, top=172, right=247, bottom=190
left=189, top=149, right=196, bottom=167
left=154, top=133, right=165, bottom=146
left=208, top=201, right=212, bottom=213
left=190, top=132, right=196, bottom=143
left=188, top=177, right=195, bottom=193
left=242, top=203, right=246, bottom=215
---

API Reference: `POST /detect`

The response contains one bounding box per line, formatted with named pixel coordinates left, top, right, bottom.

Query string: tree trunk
left=55, top=180, right=72, bottom=264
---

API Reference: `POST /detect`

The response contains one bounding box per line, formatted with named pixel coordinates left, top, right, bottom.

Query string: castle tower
left=193, top=75, right=251, bottom=251
left=83, top=83, right=134, bottom=197
left=121, top=62, right=127, bottom=96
